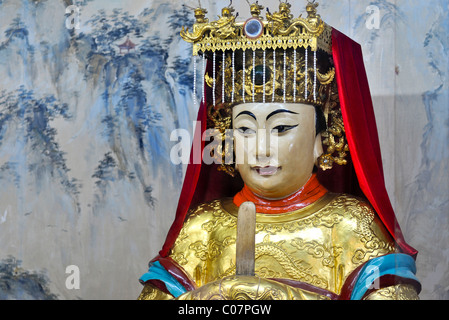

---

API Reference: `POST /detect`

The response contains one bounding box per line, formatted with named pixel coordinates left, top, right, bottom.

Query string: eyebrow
left=266, top=109, right=298, bottom=120
left=235, top=111, right=257, bottom=120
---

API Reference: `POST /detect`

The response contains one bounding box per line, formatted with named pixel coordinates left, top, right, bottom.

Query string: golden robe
left=139, top=192, right=419, bottom=300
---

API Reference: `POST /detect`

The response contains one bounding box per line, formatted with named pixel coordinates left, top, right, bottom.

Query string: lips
left=253, top=166, right=280, bottom=176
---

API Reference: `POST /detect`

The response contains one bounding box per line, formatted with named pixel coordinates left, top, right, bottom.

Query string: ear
left=313, top=133, right=324, bottom=166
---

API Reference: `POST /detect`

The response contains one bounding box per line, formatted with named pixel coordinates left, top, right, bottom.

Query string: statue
left=138, top=1, right=420, bottom=300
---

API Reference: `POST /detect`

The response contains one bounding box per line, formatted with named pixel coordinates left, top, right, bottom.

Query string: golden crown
left=181, top=1, right=335, bottom=108
left=180, top=1, right=348, bottom=175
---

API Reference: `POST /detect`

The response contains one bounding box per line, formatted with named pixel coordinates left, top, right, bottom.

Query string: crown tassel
left=202, top=48, right=335, bottom=107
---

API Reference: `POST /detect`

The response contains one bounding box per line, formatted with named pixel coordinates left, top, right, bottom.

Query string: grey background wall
left=0, top=0, right=447, bottom=300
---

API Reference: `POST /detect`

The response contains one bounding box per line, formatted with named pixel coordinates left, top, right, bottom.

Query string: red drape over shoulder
left=331, top=29, right=417, bottom=258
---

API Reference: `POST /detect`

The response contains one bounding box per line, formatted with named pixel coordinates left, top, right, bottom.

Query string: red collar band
left=233, top=174, right=328, bottom=214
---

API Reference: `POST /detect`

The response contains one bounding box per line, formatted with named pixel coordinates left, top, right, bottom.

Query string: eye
left=272, top=124, right=298, bottom=133
left=237, top=127, right=256, bottom=135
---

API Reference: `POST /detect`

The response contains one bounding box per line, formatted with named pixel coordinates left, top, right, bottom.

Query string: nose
left=256, top=129, right=271, bottom=160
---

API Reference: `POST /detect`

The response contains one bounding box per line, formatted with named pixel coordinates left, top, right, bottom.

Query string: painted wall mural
left=0, top=0, right=447, bottom=300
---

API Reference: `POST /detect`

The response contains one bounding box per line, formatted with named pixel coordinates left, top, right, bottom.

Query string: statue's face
left=232, top=103, right=322, bottom=200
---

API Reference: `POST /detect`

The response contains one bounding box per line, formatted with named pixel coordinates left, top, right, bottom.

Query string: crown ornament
left=181, top=0, right=334, bottom=108
left=181, top=1, right=331, bottom=55
left=180, top=1, right=348, bottom=174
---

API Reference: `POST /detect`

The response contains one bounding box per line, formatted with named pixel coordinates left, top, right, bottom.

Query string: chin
left=248, top=178, right=290, bottom=199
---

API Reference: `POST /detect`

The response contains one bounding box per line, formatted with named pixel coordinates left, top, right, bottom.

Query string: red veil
left=158, top=28, right=418, bottom=260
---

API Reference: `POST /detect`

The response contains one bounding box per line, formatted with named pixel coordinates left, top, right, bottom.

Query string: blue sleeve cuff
left=139, top=261, right=187, bottom=298
left=350, top=253, right=420, bottom=300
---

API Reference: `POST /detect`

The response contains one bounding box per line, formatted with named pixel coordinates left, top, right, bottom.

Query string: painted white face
left=232, top=103, right=322, bottom=200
